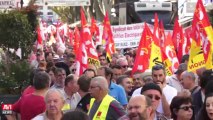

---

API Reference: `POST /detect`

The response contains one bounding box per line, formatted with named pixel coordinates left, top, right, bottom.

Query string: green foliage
left=0, top=10, right=35, bottom=58
left=51, top=6, right=77, bottom=23
left=0, top=60, right=31, bottom=94
left=21, top=4, right=39, bottom=32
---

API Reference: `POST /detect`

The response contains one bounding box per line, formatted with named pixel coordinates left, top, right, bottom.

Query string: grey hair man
left=33, top=89, right=65, bottom=120
left=180, top=71, right=199, bottom=95
left=88, top=76, right=126, bottom=120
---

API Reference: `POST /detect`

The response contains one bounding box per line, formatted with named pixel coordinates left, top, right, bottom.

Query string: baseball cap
left=175, top=63, right=187, bottom=74
left=141, top=83, right=162, bottom=95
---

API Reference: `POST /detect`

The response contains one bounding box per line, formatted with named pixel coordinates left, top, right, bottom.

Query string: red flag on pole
left=102, top=12, right=116, bottom=62
left=132, top=23, right=152, bottom=74
left=80, top=8, right=100, bottom=67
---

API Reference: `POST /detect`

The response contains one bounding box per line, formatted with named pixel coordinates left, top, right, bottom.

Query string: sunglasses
left=147, top=94, right=161, bottom=100
left=71, top=69, right=76, bottom=72
left=179, top=106, right=193, bottom=111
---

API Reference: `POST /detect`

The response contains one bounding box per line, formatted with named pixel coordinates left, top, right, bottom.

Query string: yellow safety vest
left=88, top=94, right=115, bottom=120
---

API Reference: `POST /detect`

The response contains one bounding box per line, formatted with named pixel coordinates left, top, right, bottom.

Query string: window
left=47, top=12, right=53, bottom=15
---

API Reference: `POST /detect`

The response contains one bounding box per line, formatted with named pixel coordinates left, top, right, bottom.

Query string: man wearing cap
left=141, top=83, right=168, bottom=120
left=167, top=63, right=187, bottom=92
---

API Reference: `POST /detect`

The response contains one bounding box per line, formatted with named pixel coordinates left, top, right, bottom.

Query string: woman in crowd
left=197, top=93, right=213, bottom=120
left=170, top=95, right=194, bottom=120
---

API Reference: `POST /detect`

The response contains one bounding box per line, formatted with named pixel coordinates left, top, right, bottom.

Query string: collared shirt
left=61, top=90, right=81, bottom=111
left=109, top=82, right=128, bottom=106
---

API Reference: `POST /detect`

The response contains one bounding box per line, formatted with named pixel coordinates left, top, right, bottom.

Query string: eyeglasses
left=147, top=94, right=161, bottom=100
left=121, top=65, right=128, bottom=68
left=89, top=86, right=100, bottom=89
left=179, top=106, right=193, bottom=111
left=99, top=59, right=106, bottom=61
left=133, top=78, right=140, bottom=81
left=71, top=69, right=76, bottom=72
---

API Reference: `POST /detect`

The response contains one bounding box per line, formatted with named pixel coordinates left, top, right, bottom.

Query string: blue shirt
left=109, top=82, right=128, bottom=106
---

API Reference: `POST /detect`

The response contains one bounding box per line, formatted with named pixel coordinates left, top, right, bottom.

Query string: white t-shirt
left=132, top=87, right=142, bottom=97
left=32, top=113, right=47, bottom=120
left=157, top=85, right=177, bottom=114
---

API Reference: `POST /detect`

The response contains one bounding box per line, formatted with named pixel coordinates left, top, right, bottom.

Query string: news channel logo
left=1, top=104, right=12, bottom=115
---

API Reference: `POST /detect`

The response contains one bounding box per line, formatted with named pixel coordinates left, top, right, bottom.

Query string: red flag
left=37, top=26, right=42, bottom=45
left=91, top=17, right=100, bottom=45
left=102, top=12, right=116, bottom=62
left=159, top=21, right=166, bottom=47
left=162, top=32, right=179, bottom=75
left=81, top=8, right=100, bottom=67
left=81, top=7, right=87, bottom=27
left=73, top=27, right=80, bottom=54
left=191, top=0, right=213, bottom=69
left=172, top=18, right=180, bottom=51
left=172, top=19, right=186, bottom=62
left=75, top=37, right=88, bottom=76
left=132, top=23, right=152, bottom=74
left=184, top=31, right=191, bottom=55
left=153, top=13, right=160, bottom=46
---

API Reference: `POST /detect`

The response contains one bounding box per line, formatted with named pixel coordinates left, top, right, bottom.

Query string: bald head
left=181, top=71, right=196, bottom=81
left=128, top=95, right=151, bottom=108
left=127, top=95, right=151, bottom=120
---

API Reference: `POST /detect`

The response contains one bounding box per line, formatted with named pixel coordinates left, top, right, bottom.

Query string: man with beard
left=152, top=65, right=177, bottom=118
left=119, top=95, right=152, bottom=120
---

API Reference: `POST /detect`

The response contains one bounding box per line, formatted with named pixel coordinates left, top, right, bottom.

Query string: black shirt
left=76, top=93, right=91, bottom=113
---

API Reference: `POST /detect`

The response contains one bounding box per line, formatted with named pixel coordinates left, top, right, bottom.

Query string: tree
left=50, top=0, right=115, bottom=24
left=0, top=10, right=35, bottom=58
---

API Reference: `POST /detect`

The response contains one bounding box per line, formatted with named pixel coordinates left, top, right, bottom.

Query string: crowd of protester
left=5, top=43, right=213, bottom=120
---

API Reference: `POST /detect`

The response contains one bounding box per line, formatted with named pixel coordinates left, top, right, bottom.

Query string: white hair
left=44, top=88, right=65, bottom=103
left=91, top=76, right=108, bottom=91
left=116, top=57, right=128, bottom=65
